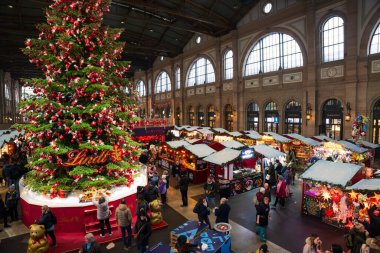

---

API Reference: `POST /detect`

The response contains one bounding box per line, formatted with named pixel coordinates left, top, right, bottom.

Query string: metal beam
left=113, top=0, right=231, bottom=29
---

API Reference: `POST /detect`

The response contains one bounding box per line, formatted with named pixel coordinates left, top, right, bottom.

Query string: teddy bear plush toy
left=149, top=199, right=163, bottom=225
left=27, top=224, right=49, bottom=253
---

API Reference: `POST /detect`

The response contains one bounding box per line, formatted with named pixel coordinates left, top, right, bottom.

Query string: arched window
left=247, top=103, right=259, bottom=131
left=175, top=67, right=181, bottom=89
left=225, top=104, right=233, bottom=132
left=369, top=22, right=380, bottom=55
left=197, top=106, right=205, bottom=127
left=244, top=33, right=303, bottom=76
left=188, top=106, right=195, bottom=126
left=322, top=16, right=344, bottom=62
left=285, top=101, right=302, bottom=134
left=155, top=71, right=171, bottom=94
left=224, top=50, right=233, bottom=80
left=264, top=102, right=279, bottom=133
left=136, top=80, right=146, bottom=97
left=321, top=99, right=343, bottom=140
left=207, top=105, right=216, bottom=128
left=187, top=58, right=215, bottom=86
left=372, top=100, right=380, bottom=144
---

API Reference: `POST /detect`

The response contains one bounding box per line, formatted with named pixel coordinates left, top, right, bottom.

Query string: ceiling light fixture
left=8, top=5, right=13, bottom=8
left=121, top=21, right=125, bottom=24
left=149, top=29, right=154, bottom=32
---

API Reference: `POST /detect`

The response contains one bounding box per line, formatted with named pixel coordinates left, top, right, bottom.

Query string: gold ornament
left=322, top=190, right=331, bottom=201
left=349, top=190, right=359, bottom=200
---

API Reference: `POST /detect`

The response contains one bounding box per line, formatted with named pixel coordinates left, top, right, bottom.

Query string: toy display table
left=190, top=229, right=231, bottom=253
left=170, top=220, right=208, bottom=246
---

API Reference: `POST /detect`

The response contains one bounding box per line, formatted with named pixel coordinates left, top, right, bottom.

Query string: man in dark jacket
left=204, top=177, right=217, bottom=208
left=134, top=211, right=152, bottom=253
left=255, top=197, right=270, bottom=242
left=144, top=182, right=158, bottom=203
left=193, top=198, right=211, bottom=228
left=178, top=173, right=190, bottom=207
left=5, top=184, right=19, bottom=221
left=215, top=197, right=231, bottom=224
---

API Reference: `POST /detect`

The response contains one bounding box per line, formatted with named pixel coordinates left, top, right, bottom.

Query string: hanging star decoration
left=322, top=190, right=332, bottom=201
left=371, top=193, right=380, bottom=203
left=349, top=190, right=359, bottom=200
left=358, top=193, right=368, bottom=204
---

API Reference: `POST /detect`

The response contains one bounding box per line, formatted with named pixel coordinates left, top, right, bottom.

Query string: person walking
left=193, top=198, right=211, bottom=228
left=36, top=205, right=56, bottom=247
left=204, top=177, right=217, bottom=209
left=255, top=197, right=270, bottom=242
left=263, top=183, right=271, bottom=203
left=158, top=176, right=167, bottom=205
left=115, top=199, right=132, bottom=251
left=178, top=173, right=189, bottom=207
left=78, top=233, right=102, bottom=253
left=272, top=175, right=287, bottom=209
left=214, top=198, right=230, bottom=224
left=92, top=192, right=112, bottom=237
left=162, top=170, right=170, bottom=190
left=5, top=184, right=19, bottom=222
left=134, top=210, right=152, bottom=253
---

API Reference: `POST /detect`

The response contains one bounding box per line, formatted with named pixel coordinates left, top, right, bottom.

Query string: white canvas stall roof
left=346, top=179, right=380, bottom=191
left=184, top=126, right=200, bottom=132
left=212, top=128, right=229, bottom=134
left=175, top=125, right=186, bottom=130
left=300, top=160, right=361, bottom=186
left=227, top=131, right=243, bottom=137
left=313, top=135, right=334, bottom=142
left=263, top=132, right=291, bottom=143
left=244, top=131, right=263, bottom=140
left=203, top=148, right=241, bottom=166
left=184, top=138, right=201, bottom=144
left=285, top=133, right=321, bottom=146
left=251, top=144, right=285, bottom=158
left=338, top=140, right=368, bottom=154
left=165, top=140, right=191, bottom=149
left=0, top=130, right=25, bottom=148
left=196, top=128, right=214, bottom=135
left=346, top=138, right=380, bottom=149
left=184, top=144, right=216, bottom=158
left=220, top=140, right=245, bottom=149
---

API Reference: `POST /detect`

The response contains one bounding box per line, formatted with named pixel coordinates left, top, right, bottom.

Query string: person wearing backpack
left=92, top=192, right=112, bottom=238
left=115, top=199, right=132, bottom=251
left=36, top=205, right=57, bottom=247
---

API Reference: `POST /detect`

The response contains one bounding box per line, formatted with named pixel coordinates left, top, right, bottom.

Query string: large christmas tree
left=15, top=0, right=142, bottom=194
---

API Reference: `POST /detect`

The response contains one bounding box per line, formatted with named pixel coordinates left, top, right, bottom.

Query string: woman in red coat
left=272, top=175, right=287, bottom=209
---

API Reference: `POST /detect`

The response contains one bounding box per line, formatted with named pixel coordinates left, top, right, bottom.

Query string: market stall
left=313, top=140, right=371, bottom=165
left=213, top=128, right=234, bottom=142
left=219, top=140, right=245, bottom=150
left=345, top=178, right=380, bottom=228
left=347, top=138, right=380, bottom=164
left=182, top=144, right=217, bottom=184
left=157, top=140, right=190, bottom=170
left=203, top=147, right=260, bottom=196
left=238, top=131, right=263, bottom=146
left=300, top=160, right=363, bottom=228
left=180, top=127, right=214, bottom=140
left=259, top=132, right=291, bottom=151
left=251, top=144, right=286, bottom=184
left=283, top=133, right=321, bottom=165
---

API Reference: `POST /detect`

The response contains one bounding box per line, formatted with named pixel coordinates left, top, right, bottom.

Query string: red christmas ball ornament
left=91, top=121, right=96, bottom=127
left=51, top=115, right=57, bottom=121
left=325, top=209, right=334, bottom=217
left=59, top=135, right=64, bottom=140
left=332, top=193, right=341, bottom=203
left=37, top=133, right=44, bottom=140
